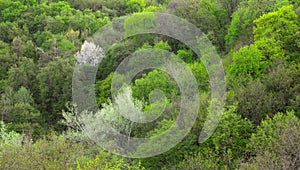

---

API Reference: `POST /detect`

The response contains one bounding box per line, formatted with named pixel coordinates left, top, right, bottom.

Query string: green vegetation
left=0, top=0, right=299, bottom=169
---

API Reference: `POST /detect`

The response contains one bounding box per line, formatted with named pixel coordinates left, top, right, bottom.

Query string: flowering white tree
left=75, top=41, right=104, bottom=66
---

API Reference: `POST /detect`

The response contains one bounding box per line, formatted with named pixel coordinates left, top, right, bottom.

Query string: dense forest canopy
left=0, top=0, right=299, bottom=169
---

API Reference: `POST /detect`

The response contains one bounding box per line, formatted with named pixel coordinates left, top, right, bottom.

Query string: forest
left=0, top=0, right=299, bottom=169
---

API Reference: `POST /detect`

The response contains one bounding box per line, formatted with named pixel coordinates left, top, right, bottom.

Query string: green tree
left=235, top=63, right=300, bottom=124
left=225, top=0, right=289, bottom=48
left=13, top=86, right=34, bottom=105
left=0, top=135, right=85, bottom=169
left=243, top=111, right=300, bottom=169
left=9, top=103, right=42, bottom=139
left=132, top=69, right=179, bottom=101
left=126, top=0, right=146, bottom=13
left=37, top=58, right=74, bottom=127
left=171, top=0, right=231, bottom=52
left=176, top=49, right=194, bottom=63
left=199, top=106, right=255, bottom=168
left=227, top=45, right=267, bottom=87
left=253, top=5, right=300, bottom=61
left=8, top=57, right=38, bottom=96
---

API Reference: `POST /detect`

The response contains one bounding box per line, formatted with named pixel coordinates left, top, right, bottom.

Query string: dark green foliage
left=8, top=57, right=38, bottom=95
left=235, top=64, right=300, bottom=124
left=97, top=39, right=139, bottom=80
left=37, top=58, right=74, bottom=127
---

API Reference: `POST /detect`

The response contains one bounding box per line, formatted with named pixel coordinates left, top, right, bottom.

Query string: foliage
left=0, top=121, right=24, bottom=147
left=227, top=45, right=267, bottom=86
left=126, top=0, right=146, bottom=13
left=242, top=111, right=300, bottom=169
left=225, top=0, right=289, bottom=48
left=0, top=135, right=84, bottom=169
left=8, top=57, right=38, bottom=95
left=132, top=69, right=179, bottom=101
left=37, top=58, right=74, bottom=128
left=254, top=5, right=300, bottom=61
left=0, top=0, right=299, bottom=169
left=235, top=63, right=300, bottom=124
left=199, top=106, right=255, bottom=169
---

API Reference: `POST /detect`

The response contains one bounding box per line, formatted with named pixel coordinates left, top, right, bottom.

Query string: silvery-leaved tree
left=75, top=41, right=104, bottom=66
left=62, top=86, right=144, bottom=150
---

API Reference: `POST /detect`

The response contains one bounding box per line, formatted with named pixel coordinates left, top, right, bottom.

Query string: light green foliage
left=225, top=11, right=241, bottom=46
left=200, top=106, right=255, bottom=168
left=254, top=5, right=299, bottom=61
left=188, top=61, right=209, bottom=92
left=0, top=121, right=23, bottom=147
left=226, top=0, right=289, bottom=48
left=76, top=150, right=145, bottom=170
left=177, top=49, right=194, bottom=63
left=126, top=0, right=146, bottom=13
left=177, top=149, right=224, bottom=169
left=14, top=87, right=34, bottom=105
left=132, top=69, right=179, bottom=101
left=124, top=12, right=156, bottom=38
left=0, top=135, right=84, bottom=169
left=0, top=1, right=27, bottom=22
left=153, top=40, right=171, bottom=51
left=228, top=45, right=267, bottom=86
left=58, top=39, right=75, bottom=53
left=0, top=0, right=299, bottom=169
left=96, top=73, right=114, bottom=106
left=143, top=5, right=166, bottom=12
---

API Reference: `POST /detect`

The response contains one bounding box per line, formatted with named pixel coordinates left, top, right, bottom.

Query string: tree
left=0, top=121, right=24, bottom=147
left=227, top=45, right=267, bottom=87
left=9, top=103, right=42, bottom=140
left=132, top=69, right=179, bottom=101
left=176, top=49, right=194, bottom=63
left=0, top=135, right=85, bottom=169
left=13, top=86, right=34, bottom=105
left=235, top=63, right=300, bottom=124
left=75, top=41, right=104, bottom=66
left=170, top=0, right=231, bottom=52
left=126, top=0, right=146, bottom=13
left=225, top=0, right=289, bottom=49
left=253, top=5, right=300, bottom=61
left=8, top=57, right=38, bottom=96
left=243, top=111, right=300, bottom=169
left=37, top=58, right=74, bottom=127
left=188, top=61, right=209, bottom=92
left=199, top=106, right=255, bottom=168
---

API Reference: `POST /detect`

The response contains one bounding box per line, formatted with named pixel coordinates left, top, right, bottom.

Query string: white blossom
left=75, top=41, right=104, bottom=66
